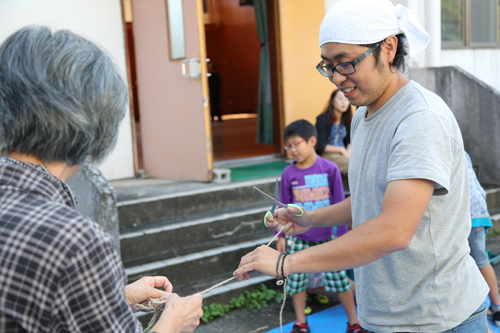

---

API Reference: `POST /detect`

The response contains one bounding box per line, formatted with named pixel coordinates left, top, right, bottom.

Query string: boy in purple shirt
left=276, top=120, right=365, bottom=333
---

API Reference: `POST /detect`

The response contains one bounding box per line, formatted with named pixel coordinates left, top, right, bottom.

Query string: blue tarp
left=266, top=296, right=500, bottom=333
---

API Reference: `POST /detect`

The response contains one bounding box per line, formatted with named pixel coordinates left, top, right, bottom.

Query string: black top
left=315, top=112, right=351, bottom=155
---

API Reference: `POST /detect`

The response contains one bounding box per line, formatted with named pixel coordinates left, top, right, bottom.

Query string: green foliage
left=200, top=284, right=282, bottom=323
left=201, top=303, right=230, bottom=322
left=244, top=284, right=278, bottom=310
left=229, top=294, right=246, bottom=309
left=441, top=0, right=463, bottom=42
left=486, top=228, right=500, bottom=240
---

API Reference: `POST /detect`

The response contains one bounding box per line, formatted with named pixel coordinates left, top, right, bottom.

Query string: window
left=442, top=0, right=500, bottom=48
left=442, top=0, right=463, bottom=44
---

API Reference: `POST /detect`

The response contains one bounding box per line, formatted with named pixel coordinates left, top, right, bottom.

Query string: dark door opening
left=204, top=0, right=281, bottom=162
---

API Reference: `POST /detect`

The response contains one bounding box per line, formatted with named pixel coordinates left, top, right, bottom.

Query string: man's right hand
left=266, top=207, right=313, bottom=236
left=154, top=293, right=203, bottom=333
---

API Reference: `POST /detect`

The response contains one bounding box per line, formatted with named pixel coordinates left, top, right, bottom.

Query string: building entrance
left=204, top=0, right=281, bottom=162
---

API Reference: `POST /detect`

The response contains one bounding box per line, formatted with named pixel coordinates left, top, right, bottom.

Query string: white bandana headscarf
left=319, top=0, right=430, bottom=59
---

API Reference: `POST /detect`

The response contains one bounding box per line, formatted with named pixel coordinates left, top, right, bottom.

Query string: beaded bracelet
left=280, top=253, right=288, bottom=282
left=276, top=252, right=286, bottom=285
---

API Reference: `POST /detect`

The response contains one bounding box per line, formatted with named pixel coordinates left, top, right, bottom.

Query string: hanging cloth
left=254, top=0, right=273, bottom=144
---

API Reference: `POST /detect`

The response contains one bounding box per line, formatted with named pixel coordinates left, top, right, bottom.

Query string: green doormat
left=229, top=161, right=291, bottom=182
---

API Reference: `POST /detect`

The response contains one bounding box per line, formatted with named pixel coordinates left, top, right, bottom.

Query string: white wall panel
left=0, top=0, right=134, bottom=180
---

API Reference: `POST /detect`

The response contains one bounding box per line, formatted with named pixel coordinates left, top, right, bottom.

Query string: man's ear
left=309, top=136, right=317, bottom=147
left=382, top=35, right=398, bottom=65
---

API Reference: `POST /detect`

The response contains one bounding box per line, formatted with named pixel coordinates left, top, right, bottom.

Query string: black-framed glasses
left=316, top=43, right=380, bottom=77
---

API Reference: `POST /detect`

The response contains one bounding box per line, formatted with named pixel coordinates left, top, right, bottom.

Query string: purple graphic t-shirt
left=277, top=156, right=345, bottom=242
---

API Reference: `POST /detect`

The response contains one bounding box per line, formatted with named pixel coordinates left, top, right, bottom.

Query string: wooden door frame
left=267, top=0, right=285, bottom=155
left=120, top=0, right=140, bottom=177
left=197, top=0, right=214, bottom=180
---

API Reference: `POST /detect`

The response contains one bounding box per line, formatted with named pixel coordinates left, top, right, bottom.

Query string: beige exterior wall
left=278, top=0, right=334, bottom=127
left=0, top=0, right=135, bottom=181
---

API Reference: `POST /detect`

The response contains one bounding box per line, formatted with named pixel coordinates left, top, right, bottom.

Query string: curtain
left=254, top=0, right=273, bottom=144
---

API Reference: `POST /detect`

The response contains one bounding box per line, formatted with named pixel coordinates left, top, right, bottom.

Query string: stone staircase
left=115, top=174, right=500, bottom=326
left=117, top=177, right=283, bottom=318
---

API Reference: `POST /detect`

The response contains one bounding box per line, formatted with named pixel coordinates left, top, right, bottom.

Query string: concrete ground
left=487, top=234, right=500, bottom=278
left=195, top=290, right=337, bottom=333
left=193, top=235, right=500, bottom=333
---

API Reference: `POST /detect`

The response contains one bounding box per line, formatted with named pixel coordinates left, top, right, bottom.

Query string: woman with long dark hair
left=315, top=89, right=353, bottom=174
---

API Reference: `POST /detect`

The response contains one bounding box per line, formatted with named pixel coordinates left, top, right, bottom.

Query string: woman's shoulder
left=316, top=112, right=328, bottom=120
left=316, top=113, right=329, bottom=125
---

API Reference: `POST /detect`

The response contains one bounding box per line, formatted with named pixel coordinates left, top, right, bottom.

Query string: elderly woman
left=0, top=26, right=202, bottom=332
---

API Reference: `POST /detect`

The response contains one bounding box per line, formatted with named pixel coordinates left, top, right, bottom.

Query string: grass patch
left=201, top=284, right=284, bottom=323
left=486, top=228, right=500, bottom=240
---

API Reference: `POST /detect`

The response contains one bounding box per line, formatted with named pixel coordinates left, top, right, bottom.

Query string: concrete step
left=117, top=177, right=278, bottom=230
left=115, top=176, right=286, bottom=326
left=125, top=233, right=277, bottom=288
left=115, top=176, right=285, bottom=317
left=120, top=203, right=270, bottom=266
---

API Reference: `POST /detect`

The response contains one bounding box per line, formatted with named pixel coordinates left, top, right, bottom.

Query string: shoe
left=304, top=305, right=312, bottom=315
left=291, top=321, right=310, bottom=333
left=489, top=306, right=500, bottom=327
left=311, top=293, right=329, bottom=304
left=346, top=322, right=368, bottom=333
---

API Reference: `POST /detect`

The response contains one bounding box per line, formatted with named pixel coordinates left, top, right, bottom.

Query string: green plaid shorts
left=285, top=235, right=352, bottom=295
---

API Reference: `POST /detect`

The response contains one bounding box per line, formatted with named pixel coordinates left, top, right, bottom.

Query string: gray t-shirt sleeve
left=386, top=110, right=453, bottom=195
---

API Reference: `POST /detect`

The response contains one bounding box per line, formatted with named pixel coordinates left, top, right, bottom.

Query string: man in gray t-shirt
left=347, top=80, right=488, bottom=331
left=234, top=1, right=489, bottom=332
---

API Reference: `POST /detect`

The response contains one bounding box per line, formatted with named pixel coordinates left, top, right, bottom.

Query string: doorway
left=204, top=0, right=282, bottom=162
left=125, top=0, right=213, bottom=181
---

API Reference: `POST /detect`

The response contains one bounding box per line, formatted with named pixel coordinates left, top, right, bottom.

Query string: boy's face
left=285, top=135, right=316, bottom=164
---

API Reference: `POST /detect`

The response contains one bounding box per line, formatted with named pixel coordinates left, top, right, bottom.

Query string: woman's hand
left=233, top=245, right=282, bottom=281
left=125, top=276, right=173, bottom=308
left=266, top=207, right=314, bottom=236
left=324, top=144, right=350, bottom=157
left=155, top=293, right=203, bottom=333
left=340, top=146, right=350, bottom=157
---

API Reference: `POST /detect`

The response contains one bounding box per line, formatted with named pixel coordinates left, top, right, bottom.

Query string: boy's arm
left=329, top=164, right=345, bottom=205
left=330, top=164, right=349, bottom=236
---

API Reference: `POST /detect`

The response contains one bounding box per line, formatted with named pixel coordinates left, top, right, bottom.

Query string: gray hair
left=0, top=26, right=128, bottom=166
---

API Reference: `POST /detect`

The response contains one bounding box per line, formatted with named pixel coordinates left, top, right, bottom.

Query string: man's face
left=320, top=42, right=390, bottom=111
